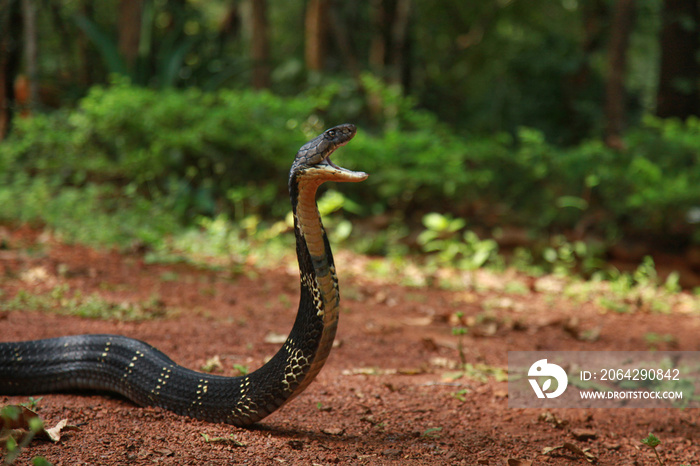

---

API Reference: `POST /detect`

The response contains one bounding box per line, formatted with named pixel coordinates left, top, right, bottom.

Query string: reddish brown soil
left=1, top=225, right=699, bottom=465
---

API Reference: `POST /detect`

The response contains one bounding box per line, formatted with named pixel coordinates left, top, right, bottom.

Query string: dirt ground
left=1, top=225, right=699, bottom=465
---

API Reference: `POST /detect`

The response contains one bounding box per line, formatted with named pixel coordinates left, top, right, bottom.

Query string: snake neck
left=284, top=176, right=340, bottom=396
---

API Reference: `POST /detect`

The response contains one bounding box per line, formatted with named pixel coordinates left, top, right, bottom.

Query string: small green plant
left=2, top=286, right=167, bottom=321
left=451, top=313, right=469, bottom=369
left=539, top=235, right=607, bottom=277
left=450, top=388, right=470, bottom=402
left=417, top=213, right=498, bottom=270
left=596, top=296, right=631, bottom=313
left=644, top=333, right=677, bottom=351
left=315, top=402, right=332, bottom=412
left=19, top=397, right=43, bottom=411
left=421, top=427, right=443, bottom=438
left=1, top=405, right=46, bottom=465
left=641, top=433, right=663, bottom=466
left=30, top=457, right=53, bottom=466
left=461, top=363, right=508, bottom=383
left=232, top=364, right=249, bottom=376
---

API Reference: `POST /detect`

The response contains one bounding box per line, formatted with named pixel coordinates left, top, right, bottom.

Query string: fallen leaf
left=401, top=316, right=434, bottom=326
left=200, top=432, right=246, bottom=447
left=201, top=355, right=224, bottom=373
left=342, top=367, right=397, bottom=376
left=41, top=418, right=80, bottom=442
left=539, top=411, right=568, bottom=428
left=20, top=266, right=52, bottom=284
left=421, top=337, right=439, bottom=352
left=321, top=427, right=344, bottom=436
left=154, top=448, right=174, bottom=456
left=397, top=367, right=427, bottom=375
left=382, top=448, right=402, bottom=456
left=474, top=321, right=498, bottom=337
left=572, top=428, right=598, bottom=441
left=430, top=357, right=460, bottom=369
left=287, top=439, right=305, bottom=450
left=264, top=332, right=288, bottom=344
left=602, top=442, right=621, bottom=450
left=543, top=442, right=598, bottom=463
left=1, top=405, right=78, bottom=443
left=507, top=459, right=532, bottom=466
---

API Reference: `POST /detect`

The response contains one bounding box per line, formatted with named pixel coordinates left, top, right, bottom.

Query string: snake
left=0, top=124, right=367, bottom=426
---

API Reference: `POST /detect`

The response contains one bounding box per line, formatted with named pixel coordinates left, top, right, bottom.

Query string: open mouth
left=320, top=156, right=368, bottom=182
left=325, top=157, right=341, bottom=170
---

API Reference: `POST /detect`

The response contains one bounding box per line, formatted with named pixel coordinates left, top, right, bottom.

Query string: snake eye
left=327, top=129, right=336, bottom=138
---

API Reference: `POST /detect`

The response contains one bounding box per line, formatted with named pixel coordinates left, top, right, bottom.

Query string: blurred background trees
left=0, top=0, right=699, bottom=277
left=3, top=0, right=697, bottom=139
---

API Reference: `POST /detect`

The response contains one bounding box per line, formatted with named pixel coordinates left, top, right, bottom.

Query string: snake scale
left=0, top=124, right=367, bottom=426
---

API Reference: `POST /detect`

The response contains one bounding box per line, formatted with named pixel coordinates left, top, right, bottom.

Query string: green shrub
left=1, top=79, right=698, bottom=253
left=2, top=79, right=325, bottom=221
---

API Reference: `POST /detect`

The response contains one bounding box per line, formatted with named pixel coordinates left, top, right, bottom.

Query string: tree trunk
left=0, top=0, right=23, bottom=139
left=305, top=0, right=328, bottom=72
left=21, top=0, right=37, bottom=113
left=369, top=0, right=387, bottom=73
left=77, top=0, right=96, bottom=86
left=118, top=0, right=143, bottom=72
left=389, top=0, right=411, bottom=88
left=565, top=0, right=606, bottom=141
left=368, top=0, right=412, bottom=87
left=250, top=0, right=270, bottom=89
left=604, top=0, right=635, bottom=149
left=656, top=0, right=700, bottom=119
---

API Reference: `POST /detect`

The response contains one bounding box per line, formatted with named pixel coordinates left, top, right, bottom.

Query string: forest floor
left=1, top=224, right=699, bottom=465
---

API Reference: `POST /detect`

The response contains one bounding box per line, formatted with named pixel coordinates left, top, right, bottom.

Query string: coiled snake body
left=0, top=124, right=367, bottom=426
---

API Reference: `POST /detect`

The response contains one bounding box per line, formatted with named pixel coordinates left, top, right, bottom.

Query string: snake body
left=0, top=124, right=367, bottom=426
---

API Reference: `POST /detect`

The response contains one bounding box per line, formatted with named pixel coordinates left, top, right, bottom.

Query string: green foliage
left=1, top=81, right=699, bottom=256
left=1, top=404, right=50, bottom=466
left=409, top=1, right=611, bottom=142
left=342, top=81, right=699, bottom=246
left=72, top=1, right=244, bottom=90
left=2, top=285, right=167, bottom=321
left=0, top=177, right=179, bottom=248
left=19, top=397, right=43, bottom=411
left=644, top=333, right=677, bottom=350
left=641, top=433, right=664, bottom=466
left=31, top=457, right=53, bottom=466
left=418, top=213, right=499, bottom=270
left=25, top=1, right=665, bottom=144
left=0, top=81, right=327, bottom=248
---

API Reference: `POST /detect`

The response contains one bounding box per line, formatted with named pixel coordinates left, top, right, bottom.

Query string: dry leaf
left=539, top=411, right=568, bottom=428
left=264, top=332, right=288, bottom=344
left=1, top=405, right=78, bottom=444
left=201, top=355, right=224, bottom=373
left=507, top=459, right=532, bottom=466
left=401, top=316, right=433, bottom=326
left=321, top=427, right=344, bottom=436
left=421, top=338, right=439, bottom=352
left=41, top=418, right=80, bottom=442
left=572, top=428, right=598, bottom=441
left=543, top=442, right=598, bottom=463
left=200, top=432, right=246, bottom=446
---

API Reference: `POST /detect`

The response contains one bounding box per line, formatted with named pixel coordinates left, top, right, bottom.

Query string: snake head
left=291, top=124, right=368, bottom=184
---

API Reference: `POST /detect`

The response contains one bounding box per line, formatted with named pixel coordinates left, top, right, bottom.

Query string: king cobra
left=0, top=124, right=367, bottom=426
